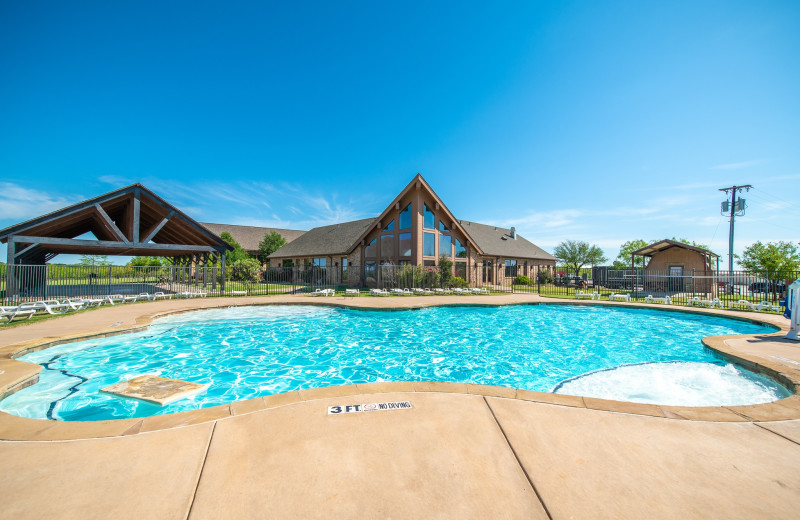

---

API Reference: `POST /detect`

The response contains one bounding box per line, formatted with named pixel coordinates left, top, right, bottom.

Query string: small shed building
left=632, top=239, right=720, bottom=294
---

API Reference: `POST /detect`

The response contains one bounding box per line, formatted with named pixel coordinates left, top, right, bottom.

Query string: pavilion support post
left=6, top=240, right=17, bottom=302
left=220, top=252, right=226, bottom=293
left=211, top=253, right=218, bottom=291
left=202, top=253, right=208, bottom=289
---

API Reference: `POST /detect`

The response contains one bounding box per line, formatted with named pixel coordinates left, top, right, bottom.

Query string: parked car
left=749, top=281, right=786, bottom=294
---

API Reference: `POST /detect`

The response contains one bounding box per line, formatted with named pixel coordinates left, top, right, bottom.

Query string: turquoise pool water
left=0, top=304, right=788, bottom=421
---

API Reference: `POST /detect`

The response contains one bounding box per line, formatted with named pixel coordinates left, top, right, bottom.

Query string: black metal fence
left=1, top=263, right=795, bottom=315
left=512, top=267, right=797, bottom=313
left=0, top=262, right=526, bottom=303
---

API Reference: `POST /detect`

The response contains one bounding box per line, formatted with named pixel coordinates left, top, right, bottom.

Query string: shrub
left=230, top=258, right=261, bottom=282
left=449, top=276, right=468, bottom=288
left=537, top=270, right=554, bottom=284
left=513, top=275, right=532, bottom=286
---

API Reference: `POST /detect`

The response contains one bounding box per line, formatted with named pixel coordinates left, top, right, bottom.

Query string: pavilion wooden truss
left=0, top=184, right=232, bottom=296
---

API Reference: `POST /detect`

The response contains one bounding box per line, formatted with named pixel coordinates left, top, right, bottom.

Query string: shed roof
left=267, top=218, right=375, bottom=259
left=632, top=239, right=719, bottom=258
left=201, top=223, right=305, bottom=253
left=458, top=220, right=557, bottom=261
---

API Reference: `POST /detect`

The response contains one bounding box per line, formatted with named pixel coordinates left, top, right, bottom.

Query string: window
left=424, top=204, right=435, bottom=229
left=454, top=238, right=466, bottom=258
left=505, top=259, right=517, bottom=277
left=341, top=257, right=348, bottom=281
left=399, top=260, right=411, bottom=266
left=439, top=220, right=449, bottom=232
left=383, top=220, right=394, bottom=231
left=365, top=237, right=377, bottom=257
left=282, top=259, right=293, bottom=269
left=399, top=232, right=412, bottom=257
left=424, top=259, right=436, bottom=267
left=439, top=234, right=452, bottom=257
left=381, top=234, right=394, bottom=257
left=483, top=260, right=493, bottom=283
left=312, top=258, right=326, bottom=267
left=364, top=261, right=377, bottom=284
left=455, top=262, right=466, bottom=280
left=399, top=203, right=411, bottom=229
left=423, top=232, right=435, bottom=257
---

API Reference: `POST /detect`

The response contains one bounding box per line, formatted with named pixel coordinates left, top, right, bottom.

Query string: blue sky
left=1, top=1, right=798, bottom=266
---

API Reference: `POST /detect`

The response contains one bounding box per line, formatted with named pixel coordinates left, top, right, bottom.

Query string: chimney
left=510, top=227, right=517, bottom=239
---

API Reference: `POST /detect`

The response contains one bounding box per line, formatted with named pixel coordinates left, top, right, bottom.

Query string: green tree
left=230, top=258, right=261, bottom=282
left=78, top=254, right=111, bottom=266
left=553, top=240, right=605, bottom=276
left=612, top=239, right=649, bottom=269
left=736, top=241, right=800, bottom=277
left=128, top=256, right=166, bottom=267
left=257, top=231, right=286, bottom=265
left=220, top=231, right=251, bottom=264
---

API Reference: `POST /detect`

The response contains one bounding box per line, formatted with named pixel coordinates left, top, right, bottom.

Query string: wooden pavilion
left=0, top=184, right=231, bottom=298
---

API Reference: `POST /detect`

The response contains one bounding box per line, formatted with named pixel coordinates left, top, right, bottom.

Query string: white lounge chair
left=369, top=288, right=390, bottom=297
left=345, top=289, right=360, bottom=297
left=757, top=301, right=780, bottom=312
left=152, top=292, right=173, bottom=300
left=105, top=294, right=125, bottom=305
left=313, top=288, right=334, bottom=296
left=64, top=299, right=89, bottom=310
left=122, top=295, right=139, bottom=303
left=229, top=290, right=248, bottom=296
left=389, top=288, right=404, bottom=296
left=576, top=291, right=601, bottom=300
left=1, top=305, right=36, bottom=323
left=608, top=293, right=631, bottom=302
left=644, top=295, right=672, bottom=304
left=729, top=299, right=756, bottom=311
left=698, top=298, right=724, bottom=308
left=20, top=300, right=70, bottom=315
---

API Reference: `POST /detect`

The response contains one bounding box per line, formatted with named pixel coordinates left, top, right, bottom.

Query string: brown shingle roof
left=458, top=220, right=556, bottom=261
left=267, top=218, right=376, bottom=259
left=201, top=223, right=305, bottom=254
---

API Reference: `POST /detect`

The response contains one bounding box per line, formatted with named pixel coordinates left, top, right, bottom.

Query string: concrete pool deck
left=1, top=294, right=800, bottom=519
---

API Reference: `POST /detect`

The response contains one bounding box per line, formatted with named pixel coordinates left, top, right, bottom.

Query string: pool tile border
left=0, top=295, right=797, bottom=440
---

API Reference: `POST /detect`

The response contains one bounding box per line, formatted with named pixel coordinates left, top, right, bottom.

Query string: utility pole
left=719, top=184, right=752, bottom=274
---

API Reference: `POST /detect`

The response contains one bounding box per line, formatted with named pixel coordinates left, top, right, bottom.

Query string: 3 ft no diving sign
left=327, top=401, right=412, bottom=415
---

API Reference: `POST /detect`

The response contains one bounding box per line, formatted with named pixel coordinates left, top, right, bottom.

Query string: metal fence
left=0, top=262, right=525, bottom=303
left=1, top=263, right=794, bottom=314
left=512, top=267, right=796, bottom=313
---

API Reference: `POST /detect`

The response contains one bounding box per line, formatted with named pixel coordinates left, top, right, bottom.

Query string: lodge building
left=261, top=174, right=556, bottom=287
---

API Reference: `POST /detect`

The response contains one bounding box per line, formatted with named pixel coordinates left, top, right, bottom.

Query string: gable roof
left=0, top=184, right=231, bottom=263
left=201, top=223, right=305, bottom=253
left=346, top=174, right=482, bottom=255
left=268, top=218, right=375, bottom=259
left=458, top=220, right=557, bottom=261
left=632, top=239, right=719, bottom=258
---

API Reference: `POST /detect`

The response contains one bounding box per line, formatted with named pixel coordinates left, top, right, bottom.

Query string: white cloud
left=711, top=159, right=766, bottom=170
left=0, top=183, right=83, bottom=221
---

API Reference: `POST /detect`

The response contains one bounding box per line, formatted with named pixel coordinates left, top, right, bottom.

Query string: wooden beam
left=140, top=210, right=174, bottom=243
left=13, top=243, right=38, bottom=259
left=94, top=204, right=129, bottom=243
left=132, top=187, right=141, bottom=243
left=9, top=235, right=219, bottom=253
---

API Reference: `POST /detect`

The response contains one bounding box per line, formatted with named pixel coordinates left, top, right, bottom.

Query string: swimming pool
left=0, top=304, right=788, bottom=421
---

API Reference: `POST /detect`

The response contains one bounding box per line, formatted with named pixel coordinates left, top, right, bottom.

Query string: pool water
left=0, top=304, right=788, bottom=421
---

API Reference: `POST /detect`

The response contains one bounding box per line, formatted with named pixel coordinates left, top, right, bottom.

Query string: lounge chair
left=369, top=288, right=389, bottom=297
left=229, top=290, right=248, bottom=296
left=345, top=289, right=360, bottom=297
left=729, top=299, right=756, bottom=311
left=608, top=293, right=630, bottom=302
left=644, top=295, right=672, bottom=304
left=64, top=299, right=89, bottom=310
left=401, top=288, right=413, bottom=296
left=576, top=291, right=601, bottom=300
left=20, top=300, right=70, bottom=315
left=313, top=288, right=334, bottom=296
left=123, top=295, right=139, bottom=303
left=698, top=298, right=723, bottom=308
left=105, top=294, right=125, bottom=305
left=756, top=301, right=780, bottom=312
left=1, top=305, right=36, bottom=323
left=152, top=292, right=173, bottom=300
left=389, top=288, right=404, bottom=296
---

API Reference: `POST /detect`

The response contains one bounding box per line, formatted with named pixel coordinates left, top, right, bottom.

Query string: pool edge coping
left=1, top=296, right=798, bottom=441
